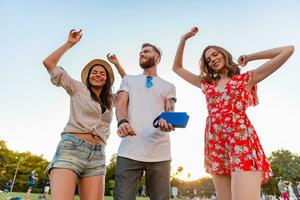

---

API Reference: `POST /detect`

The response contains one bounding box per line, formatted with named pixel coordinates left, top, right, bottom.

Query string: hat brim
left=81, top=59, right=114, bottom=85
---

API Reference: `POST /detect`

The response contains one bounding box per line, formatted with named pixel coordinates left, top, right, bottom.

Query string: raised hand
left=43, top=29, right=83, bottom=70
left=107, top=53, right=126, bottom=78
left=67, top=29, right=83, bottom=47
left=181, top=27, right=199, bottom=41
left=107, top=53, right=120, bottom=65
left=238, top=55, right=249, bottom=67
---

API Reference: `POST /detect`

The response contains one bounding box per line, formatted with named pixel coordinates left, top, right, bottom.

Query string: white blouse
left=48, top=66, right=115, bottom=144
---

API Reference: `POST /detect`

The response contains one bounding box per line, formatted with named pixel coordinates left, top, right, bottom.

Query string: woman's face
left=204, top=48, right=226, bottom=72
left=89, top=65, right=107, bottom=87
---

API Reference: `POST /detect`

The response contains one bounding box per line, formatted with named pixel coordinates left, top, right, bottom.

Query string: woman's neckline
left=213, top=78, right=232, bottom=90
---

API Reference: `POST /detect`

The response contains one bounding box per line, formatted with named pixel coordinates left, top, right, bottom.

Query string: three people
left=172, top=27, right=294, bottom=200
left=43, top=27, right=294, bottom=199
left=43, top=29, right=124, bottom=200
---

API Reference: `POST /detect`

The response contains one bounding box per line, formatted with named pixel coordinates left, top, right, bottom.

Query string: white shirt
left=117, top=74, right=176, bottom=162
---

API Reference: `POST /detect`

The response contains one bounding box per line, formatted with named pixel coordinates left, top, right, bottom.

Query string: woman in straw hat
left=43, top=29, right=125, bottom=200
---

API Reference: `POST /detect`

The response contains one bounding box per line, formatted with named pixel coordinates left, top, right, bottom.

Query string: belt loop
left=78, top=139, right=84, bottom=146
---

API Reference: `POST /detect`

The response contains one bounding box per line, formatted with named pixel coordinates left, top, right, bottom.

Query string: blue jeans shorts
left=46, top=133, right=106, bottom=177
left=28, top=181, right=35, bottom=189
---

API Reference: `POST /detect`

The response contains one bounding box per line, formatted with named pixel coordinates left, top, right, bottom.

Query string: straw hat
left=81, top=59, right=114, bottom=85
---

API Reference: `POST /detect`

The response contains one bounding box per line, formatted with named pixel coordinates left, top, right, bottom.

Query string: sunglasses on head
left=146, top=76, right=153, bottom=88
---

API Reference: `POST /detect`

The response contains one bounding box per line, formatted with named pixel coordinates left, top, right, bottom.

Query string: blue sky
left=1, top=0, right=299, bottom=180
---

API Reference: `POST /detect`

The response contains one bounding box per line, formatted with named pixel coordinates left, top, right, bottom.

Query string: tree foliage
left=2, top=139, right=299, bottom=197
left=262, top=149, right=300, bottom=196
left=0, top=140, right=49, bottom=193
left=105, top=154, right=117, bottom=195
left=170, top=166, right=215, bottom=198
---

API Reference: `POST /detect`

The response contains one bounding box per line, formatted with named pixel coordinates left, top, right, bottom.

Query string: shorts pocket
left=60, top=135, right=81, bottom=150
left=94, top=147, right=105, bottom=160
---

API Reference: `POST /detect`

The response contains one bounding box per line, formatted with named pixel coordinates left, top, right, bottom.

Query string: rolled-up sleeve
left=117, top=75, right=129, bottom=93
left=167, top=83, right=176, bottom=103
left=112, top=93, right=118, bottom=107
left=48, top=66, right=79, bottom=95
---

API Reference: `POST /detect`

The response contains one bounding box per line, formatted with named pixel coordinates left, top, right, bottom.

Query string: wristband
left=117, top=119, right=129, bottom=127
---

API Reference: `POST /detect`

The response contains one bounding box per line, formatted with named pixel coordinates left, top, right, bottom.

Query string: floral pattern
left=201, top=71, right=273, bottom=184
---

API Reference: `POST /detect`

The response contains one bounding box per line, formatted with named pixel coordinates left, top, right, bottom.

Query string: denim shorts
left=46, top=133, right=106, bottom=177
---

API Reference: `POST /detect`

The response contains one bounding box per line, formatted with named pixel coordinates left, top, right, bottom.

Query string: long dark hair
left=86, top=65, right=113, bottom=110
left=199, top=45, right=240, bottom=83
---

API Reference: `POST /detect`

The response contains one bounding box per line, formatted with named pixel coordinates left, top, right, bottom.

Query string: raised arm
left=107, top=53, right=126, bottom=78
left=173, top=27, right=202, bottom=88
left=43, top=29, right=82, bottom=70
left=238, top=45, right=294, bottom=88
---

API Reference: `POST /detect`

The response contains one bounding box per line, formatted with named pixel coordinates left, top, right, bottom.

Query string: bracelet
left=117, top=119, right=129, bottom=127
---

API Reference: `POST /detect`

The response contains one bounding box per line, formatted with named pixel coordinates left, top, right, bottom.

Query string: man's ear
left=155, top=55, right=161, bottom=64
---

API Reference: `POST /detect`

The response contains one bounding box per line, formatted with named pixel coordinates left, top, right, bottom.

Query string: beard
left=139, top=56, right=156, bottom=69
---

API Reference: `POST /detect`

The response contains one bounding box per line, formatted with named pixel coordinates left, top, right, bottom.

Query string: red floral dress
left=200, top=71, right=273, bottom=184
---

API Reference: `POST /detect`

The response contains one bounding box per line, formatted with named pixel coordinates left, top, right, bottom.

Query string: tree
left=105, top=154, right=117, bottom=195
left=194, top=177, right=215, bottom=197
left=177, top=166, right=183, bottom=174
left=262, top=149, right=300, bottom=196
left=170, top=166, right=184, bottom=194
left=187, top=172, right=191, bottom=179
left=0, top=140, right=16, bottom=190
left=0, top=140, right=49, bottom=193
left=106, top=180, right=115, bottom=196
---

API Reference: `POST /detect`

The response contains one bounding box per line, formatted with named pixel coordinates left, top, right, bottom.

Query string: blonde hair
left=199, top=45, right=240, bottom=83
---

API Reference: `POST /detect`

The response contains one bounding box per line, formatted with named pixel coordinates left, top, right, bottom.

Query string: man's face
left=139, top=46, right=159, bottom=69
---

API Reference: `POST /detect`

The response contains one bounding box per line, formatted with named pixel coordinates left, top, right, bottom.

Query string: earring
left=213, top=72, right=218, bottom=78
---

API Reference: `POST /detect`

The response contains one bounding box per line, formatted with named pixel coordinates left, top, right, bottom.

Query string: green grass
left=1, top=192, right=179, bottom=200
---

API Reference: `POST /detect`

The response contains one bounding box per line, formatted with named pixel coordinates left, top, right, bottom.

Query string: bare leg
left=26, top=188, right=32, bottom=194
left=25, top=187, right=32, bottom=199
left=212, top=174, right=232, bottom=200
left=50, top=168, right=78, bottom=200
left=79, top=175, right=105, bottom=200
left=231, top=171, right=261, bottom=200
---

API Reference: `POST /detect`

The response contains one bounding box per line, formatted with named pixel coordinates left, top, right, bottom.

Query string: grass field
left=0, top=192, right=182, bottom=200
